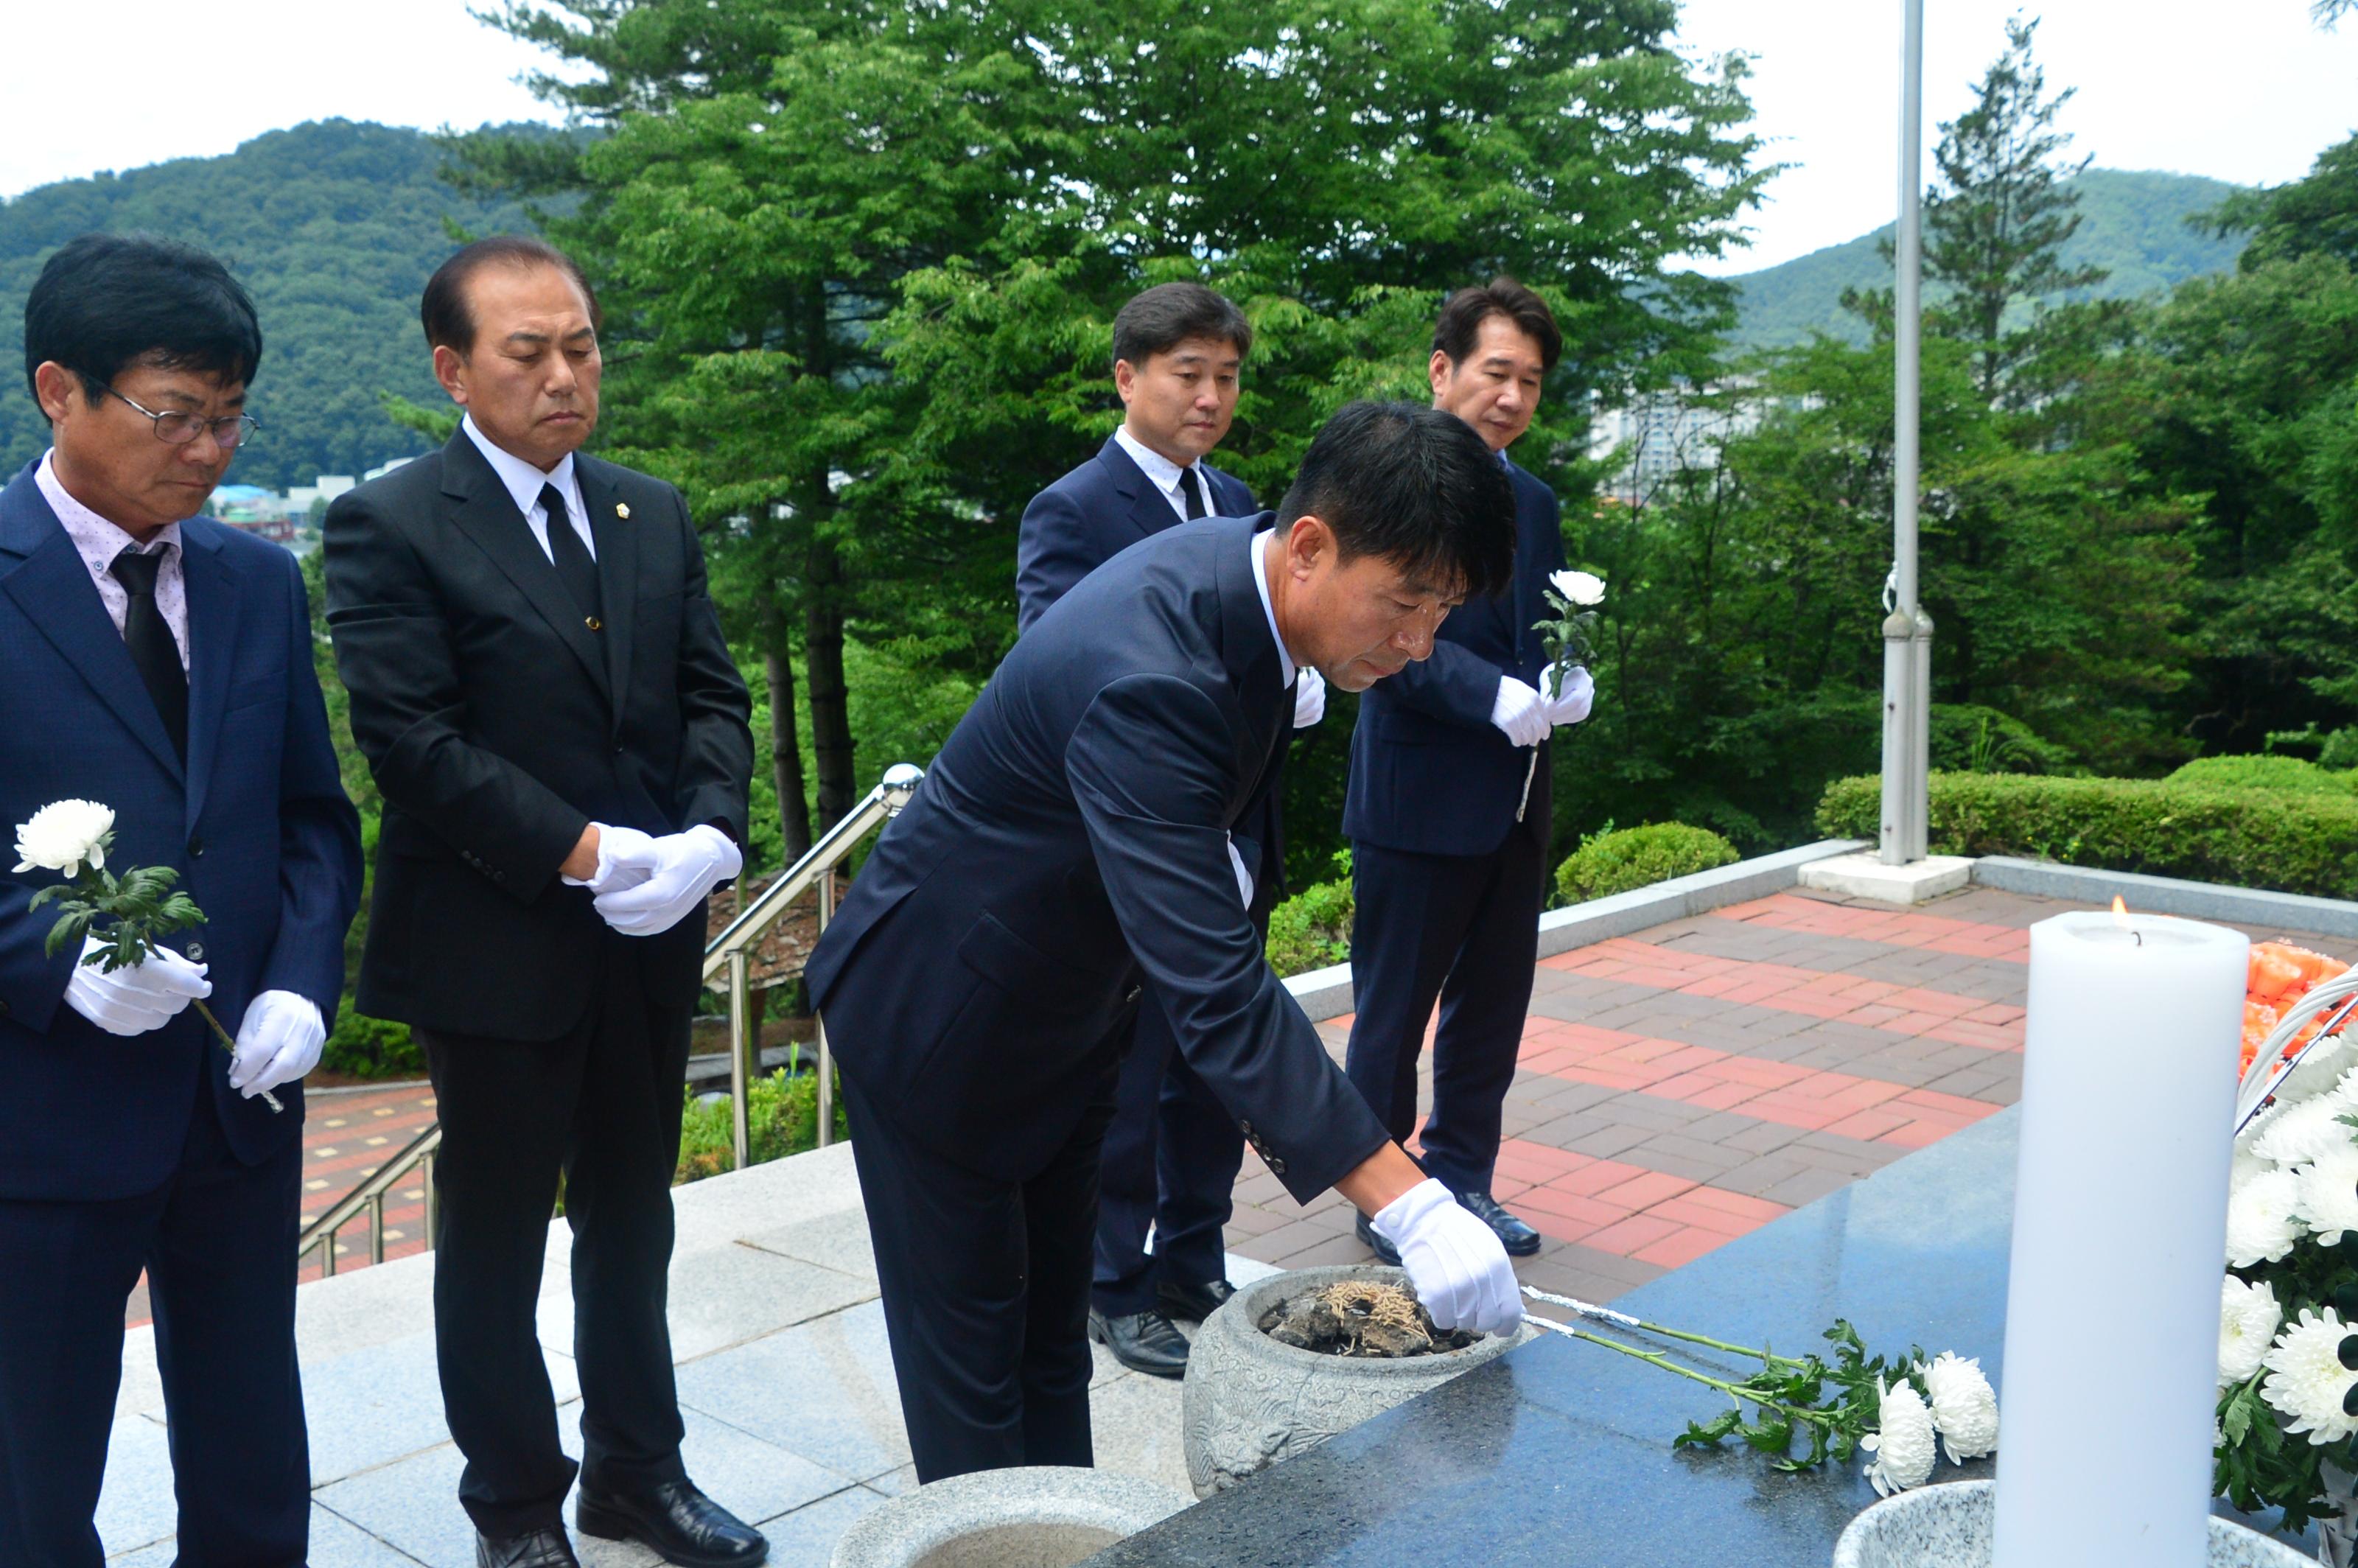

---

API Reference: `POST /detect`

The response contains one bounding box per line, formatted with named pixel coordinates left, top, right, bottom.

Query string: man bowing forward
left=808, top=401, right=1528, bottom=1483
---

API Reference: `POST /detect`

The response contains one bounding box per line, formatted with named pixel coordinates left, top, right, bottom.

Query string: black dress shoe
left=1157, top=1276, right=1236, bottom=1323
left=1458, top=1190, right=1543, bottom=1256
left=1088, top=1306, right=1191, bottom=1378
left=576, top=1478, right=767, bottom=1568
left=475, top=1527, right=579, bottom=1568
left=1354, top=1211, right=1402, bottom=1265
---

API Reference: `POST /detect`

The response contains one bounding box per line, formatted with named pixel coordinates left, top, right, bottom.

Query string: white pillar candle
left=1993, top=910, right=2248, bottom=1568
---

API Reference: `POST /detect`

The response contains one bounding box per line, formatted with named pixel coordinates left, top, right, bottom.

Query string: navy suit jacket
left=807, top=517, right=1386, bottom=1197
left=1015, top=435, right=1286, bottom=900
left=1343, top=454, right=1567, bottom=858
left=0, top=462, right=363, bottom=1201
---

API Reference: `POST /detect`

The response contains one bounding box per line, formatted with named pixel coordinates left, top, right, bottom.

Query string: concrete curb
left=1279, top=838, right=1871, bottom=1023
left=1971, top=855, right=2358, bottom=938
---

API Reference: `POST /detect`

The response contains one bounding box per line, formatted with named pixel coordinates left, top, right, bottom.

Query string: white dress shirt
left=462, top=415, right=595, bottom=564
left=37, top=449, right=189, bottom=671
left=1114, top=424, right=1217, bottom=523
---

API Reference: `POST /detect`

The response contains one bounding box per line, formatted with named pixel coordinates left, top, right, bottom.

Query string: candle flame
left=2111, top=895, right=2130, bottom=926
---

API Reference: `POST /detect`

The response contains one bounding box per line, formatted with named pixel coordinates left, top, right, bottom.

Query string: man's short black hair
left=23, top=233, right=262, bottom=405
left=1432, top=276, right=1563, bottom=373
left=1278, top=402, right=1516, bottom=601
left=421, top=236, right=602, bottom=356
left=1111, top=282, right=1253, bottom=370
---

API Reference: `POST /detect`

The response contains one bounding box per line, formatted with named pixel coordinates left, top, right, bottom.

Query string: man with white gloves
left=1343, top=279, right=1592, bottom=1267
left=325, top=237, right=758, bottom=1568
left=1, top=234, right=362, bottom=1568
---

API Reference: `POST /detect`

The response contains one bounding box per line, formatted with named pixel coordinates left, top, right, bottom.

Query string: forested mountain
left=0, top=119, right=536, bottom=490
left=1728, top=169, right=2250, bottom=349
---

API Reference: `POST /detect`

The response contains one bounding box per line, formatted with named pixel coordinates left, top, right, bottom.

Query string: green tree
left=2208, top=133, right=2358, bottom=273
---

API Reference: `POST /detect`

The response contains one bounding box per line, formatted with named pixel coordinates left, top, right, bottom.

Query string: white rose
left=1550, top=569, right=1606, bottom=607
left=12, top=799, right=115, bottom=878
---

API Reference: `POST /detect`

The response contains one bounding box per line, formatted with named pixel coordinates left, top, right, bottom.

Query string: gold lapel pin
left=616, top=503, right=631, bottom=519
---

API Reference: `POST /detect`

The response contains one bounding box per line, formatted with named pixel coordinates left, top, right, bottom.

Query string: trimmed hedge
left=2164, top=755, right=2357, bottom=794
left=676, top=1059, right=847, bottom=1184
left=1267, top=851, right=1354, bottom=979
left=1555, top=822, right=1740, bottom=906
left=1815, top=771, right=2358, bottom=900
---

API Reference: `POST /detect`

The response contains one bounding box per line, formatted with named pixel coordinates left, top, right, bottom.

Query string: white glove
left=1371, top=1178, right=1523, bottom=1337
left=1540, top=665, right=1595, bottom=727
left=591, top=825, right=744, bottom=937
left=63, top=937, right=210, bottom=1037
left=561, top=823, right=659, bottom=894
left=229, top=990, right=325, bottom=1099
left=1292, top=668, right=1327, bottom=729
left=1226, top=834, right=1255, bottom=909
left=1488, top=676, right=1551, bottom=748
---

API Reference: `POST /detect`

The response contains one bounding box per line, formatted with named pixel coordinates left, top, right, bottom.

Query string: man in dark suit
left=809, top=400, right=1527, bottom=1485
left=1344, top=279, right=1594, bottom=1265
left=324, top=238, right=759, bottom=1568
left=1016, top=283, right=1326, bottom=1377
left=0, top=234, right=362, bottom=1568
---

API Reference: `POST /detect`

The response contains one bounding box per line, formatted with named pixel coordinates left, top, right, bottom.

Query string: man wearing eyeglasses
left=0, top=233, right=363, bottom=1567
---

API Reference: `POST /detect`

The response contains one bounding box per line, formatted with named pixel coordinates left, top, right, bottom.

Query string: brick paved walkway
left=1222, top=883, right=2358, bottom=1306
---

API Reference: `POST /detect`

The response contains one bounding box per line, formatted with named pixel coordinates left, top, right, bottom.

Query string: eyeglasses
left=99, top=384, right=260, bottom=450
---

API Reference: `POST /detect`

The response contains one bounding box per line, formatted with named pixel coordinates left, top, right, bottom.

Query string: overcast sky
left=4, top=1, right=2353, bottom=277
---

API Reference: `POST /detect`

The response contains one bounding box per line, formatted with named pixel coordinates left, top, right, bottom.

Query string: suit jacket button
left=187, top=838, right=204, bottom=858
left=1239, top=1121, right=1253, bottom=1137
left=1267, top=1156, right=1287, bottom=1175
left=1124, top=984, right=1141, bottom=1004
left=185, top=942, right=205, bottom=962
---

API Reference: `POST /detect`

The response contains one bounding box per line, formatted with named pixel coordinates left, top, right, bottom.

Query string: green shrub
left=1931, top=704, right=2076, bottom=775
left=1815, top=771, right=2358, bottom=900
left=321, top=1010, right=419, bottom=1078
left=1266, top=851, right=1353, bottom=979
left=674, top=1055, right=849, bottom=1185
left=2164, top=756, right=2357, bottom=794
left=1554, top=822, right=1740, bottom=906
left=2321, top=728, right=2358, bottom=772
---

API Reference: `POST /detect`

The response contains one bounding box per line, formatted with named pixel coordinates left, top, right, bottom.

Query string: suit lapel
left=0, top=470, right=185, bottom=782
left=1096, top=438, right=1175, bottom=542
left=578, top=458, right=637, bottom=732
left=1212, top=519, right=1288, bottom=796
left=441, top=433, right=612, bottom=703
left=178, top=522, right=242, bottom=830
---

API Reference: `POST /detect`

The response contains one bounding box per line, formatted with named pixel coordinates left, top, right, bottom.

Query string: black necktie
left=539, top=483, right=601, bottom=626
left=111, top=547, right=187, bottom=759
left=1180, top=466, right=1207, bottom=521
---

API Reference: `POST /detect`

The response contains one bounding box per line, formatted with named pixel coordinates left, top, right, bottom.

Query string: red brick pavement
left=1220, top=884, right=2358, bottom=1307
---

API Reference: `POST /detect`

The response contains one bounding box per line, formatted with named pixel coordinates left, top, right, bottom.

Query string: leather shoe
left=1157, top=1276, right=1236, bottom=1323
left=576, top=1477, right=766, bottom=1568
left=1458, top=1189, right=1543, bottom=1256
left=1354, top=1210, right=1402, bottom=1265
left=1088, top=1306, right=1190, bottom=1378
left=475, top=1527, right=578, bottom=1568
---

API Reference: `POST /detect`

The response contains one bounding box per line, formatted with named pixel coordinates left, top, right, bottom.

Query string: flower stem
left=1522, top=1284, right=1813, bottom=1370
left=195, top=1000, right=283, bottom=1114
left=1525, top=1313, right=1833, bottom=1428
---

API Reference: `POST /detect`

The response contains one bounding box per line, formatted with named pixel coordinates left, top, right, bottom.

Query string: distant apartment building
left=1588, top=381, right=1768, bottom=505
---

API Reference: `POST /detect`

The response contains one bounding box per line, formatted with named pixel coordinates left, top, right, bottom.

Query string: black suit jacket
left=1016, top=435, right=1286, bottom=905
left=322, top=430, right=753, bottom=1040
left=1343, top=455, right=1567, bottom=857
left=806, top=516, right=1387, bottom=1197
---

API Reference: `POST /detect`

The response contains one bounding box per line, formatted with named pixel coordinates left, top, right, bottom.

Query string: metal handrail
left=293, top=763, right=924, bottom=1269
left=297, top=1121, right=441, bottom=1275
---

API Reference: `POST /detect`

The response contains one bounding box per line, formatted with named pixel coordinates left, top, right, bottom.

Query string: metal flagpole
left=1879, top=0, right=1932, bottom=865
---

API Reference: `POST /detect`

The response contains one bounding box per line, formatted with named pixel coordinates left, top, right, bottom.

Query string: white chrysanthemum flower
left=2263, top=1308, right=2358, bottom=1444
left=2221, top=1277, right=2284, bottom=1385
left=2276, top=1035, right=2357, bottom=1105
left=2298, top=1146, right=2358, bottom=1245
left=2227, top=1168, right=2305, bottom=1267
left=11, top=799, right=113, bottom=877
left=1861, top=1375, right=1938, bottom=1496
left=1549, top=569, right=1606, bottom=606
left=2254, top=1097, right=2358, bottom=1169
left=1920, top=1351, right=1998, bottom=1463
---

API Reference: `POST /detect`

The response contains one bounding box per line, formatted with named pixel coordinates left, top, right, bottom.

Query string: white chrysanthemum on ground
left=2228, top=1168, right=2306, bottom=1267
left=2221, top=1277, right=2284, bottom=1385
left=2254, top=1096, right=2358, bottom=1167
left=1861, top=1376, right=1938, bottom=1496
left=2264, top=1307, right=2358, bottom=1444
left=1548, top=569, right=1606, bottom=606
left=12, top=799, right=113, bottom=877
left=1921, top=1351, right=1998, bottom=1463
left=2298, top=1146, right=2358, bottom=1245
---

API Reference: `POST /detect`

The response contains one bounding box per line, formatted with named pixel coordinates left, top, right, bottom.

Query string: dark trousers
left=419, top=934, right=693, bottom=1537
left=0, top=1083, right=307, bottom=1568
left=843, top=1074, right=1110, bottom=1485
left=1343, top=820, right=1545, bottom=1196
left=1091, top=979, right=1248, bottom=1315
